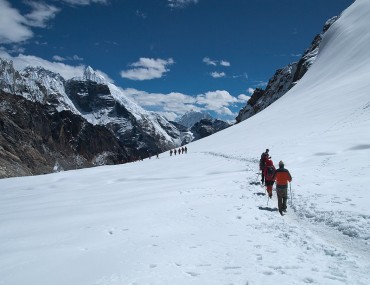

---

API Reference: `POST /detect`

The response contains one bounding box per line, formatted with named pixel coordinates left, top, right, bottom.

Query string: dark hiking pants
left=276, top=186, right=288, bottom=211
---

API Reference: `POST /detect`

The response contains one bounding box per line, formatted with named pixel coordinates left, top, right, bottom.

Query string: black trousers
left=276, top=186, right=288, bottom=211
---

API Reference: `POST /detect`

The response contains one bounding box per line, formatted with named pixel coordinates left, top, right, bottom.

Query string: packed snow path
left=0, top=152, right=369, bottom=285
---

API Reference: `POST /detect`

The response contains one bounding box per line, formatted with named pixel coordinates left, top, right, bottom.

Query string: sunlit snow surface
left=1, top=0, right=370, bottom=284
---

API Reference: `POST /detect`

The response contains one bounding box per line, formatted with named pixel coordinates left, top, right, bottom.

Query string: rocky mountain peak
left=83, top=66, right=106, bottom=84
left=175, top=110, right=213, bottom=128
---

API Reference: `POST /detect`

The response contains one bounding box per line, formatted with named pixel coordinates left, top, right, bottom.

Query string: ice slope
left=0, top=0, right=370, bottom=284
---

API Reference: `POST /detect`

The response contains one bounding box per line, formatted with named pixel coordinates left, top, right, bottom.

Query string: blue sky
left=0, top=0, right=354, bottom=121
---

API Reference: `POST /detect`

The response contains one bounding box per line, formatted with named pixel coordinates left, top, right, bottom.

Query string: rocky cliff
left=236, top=16, right=338, bottom=123
left=0, top=91, right=135, bottom=178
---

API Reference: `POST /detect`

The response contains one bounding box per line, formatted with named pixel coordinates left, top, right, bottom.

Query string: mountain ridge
left=236, top=16, right=339, bottom=123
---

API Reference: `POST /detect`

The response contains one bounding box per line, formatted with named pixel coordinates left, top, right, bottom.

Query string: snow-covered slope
left=1, top=1, right=370, bottom=284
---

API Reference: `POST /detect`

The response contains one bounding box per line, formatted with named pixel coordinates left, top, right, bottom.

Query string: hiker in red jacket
left=263, top=158, right=276, bottom=198
left=259, top=149, right=270, bottom=184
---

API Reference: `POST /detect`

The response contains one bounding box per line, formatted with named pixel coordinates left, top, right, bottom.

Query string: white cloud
left=72, top=55, right=84, bottom=61
left=120, top=58, right=174, bottom=81
left=0, top=45, right=25, bottom=54
left=59, top=0, right=109, bottom=6
left=211, top=71, right=226, bottom=78
left=135, top=10, right=147, bottom=19
left=232, top=73, right=248, bottom=79
left=24, top=1, right=60, bottom=28
left=247, top=88, right=255, bottom=95
left=123, top=88, right=197, bottom=112
left=203, top=57, right=231, bottom=67
left=53, top=55, right=66, bottom=61
left=203, top=57, right=217, bottom=66
left=196, top=90, right=238, bottom=113
left=220, top=60, right=230, bottom=67
left=218, top=106, right=234, bottom=116
left=53, top=54, right=84, bottom=62
left=0, top=0, right=33, bottom=44
left=123, top=87, right=247, bottom=119
left=0, top=0, right=107, bottom=44
left=168, top=0, right=198, bottom=9
left=238, top=94, right=250, bottom=102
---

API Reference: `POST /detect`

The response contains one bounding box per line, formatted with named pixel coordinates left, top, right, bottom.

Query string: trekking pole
left=255, top=172, right=260, bottom=184
left=289, top=183, right=293, bottom=207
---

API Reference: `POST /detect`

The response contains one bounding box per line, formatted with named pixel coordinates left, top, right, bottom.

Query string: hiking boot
left=283, top=209, right=287, bottom=213
left=279, top=209, right=283, bottom=216
left=269, top=194, right=272, bottom=199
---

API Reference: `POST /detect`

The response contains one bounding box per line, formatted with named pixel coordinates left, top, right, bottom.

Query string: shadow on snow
left=258, top=206, right=278, bottom=212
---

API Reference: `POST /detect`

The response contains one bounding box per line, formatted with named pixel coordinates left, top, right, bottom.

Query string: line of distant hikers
left=170, top=146, right=188, bottom=156
left=259, top=148, right=292, bottom=216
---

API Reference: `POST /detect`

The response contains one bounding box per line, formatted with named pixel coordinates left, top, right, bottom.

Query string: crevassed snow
left=1, top=0, right=370, bottom=285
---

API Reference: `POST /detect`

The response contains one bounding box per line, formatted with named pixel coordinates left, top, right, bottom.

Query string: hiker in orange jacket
left=274, top=160, right=292, bottom=215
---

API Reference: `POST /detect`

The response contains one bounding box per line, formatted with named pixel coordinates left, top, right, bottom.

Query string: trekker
left=185, top=146, right=188, bottom=154
left=174, top=149, right=177, bottom=155
left=263, top=158, right=276, bottom=198
left=259, top=149, right=270, bottom=184
left=170, top=149, right=173, bottom=156
left=274, top=161, right=292, bottom=216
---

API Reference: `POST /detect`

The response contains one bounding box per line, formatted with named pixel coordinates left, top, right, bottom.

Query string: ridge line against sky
left=0, top=0, right=354, bottom=121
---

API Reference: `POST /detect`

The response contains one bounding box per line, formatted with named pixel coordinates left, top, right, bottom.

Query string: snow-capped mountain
left=0, top=59, right=78, bottom=113
left=174, top=111, right=231, bottom=142
left=236, top=16, right=338, bottom=123
left=175, top=110, right=213, bottom=128
left=0, top=60, right=182, bottom=162
left=190, top=119, right=231, bottom=141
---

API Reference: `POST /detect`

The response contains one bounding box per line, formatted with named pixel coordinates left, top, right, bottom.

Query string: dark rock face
left=190, top=119, right=231, bottom=140
left=65, top=80, right=113, bottom=113
left=0, top=91, right=133, bottom=178
left=236, top=16, right=338, bottom=123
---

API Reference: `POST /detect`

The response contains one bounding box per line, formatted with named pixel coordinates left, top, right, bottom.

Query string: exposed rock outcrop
left=0, top=91, right=134, bottom=178
left=236, top=16, right=338, bottom=123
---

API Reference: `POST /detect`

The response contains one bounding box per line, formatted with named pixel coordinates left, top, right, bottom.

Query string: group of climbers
left=170, top=146, right=188, bottom=156
left=259, top=148, right=292, bottom=216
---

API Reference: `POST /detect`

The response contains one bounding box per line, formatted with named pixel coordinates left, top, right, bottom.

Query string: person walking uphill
left=263, top=158, right=276, bottom=198
left=259, top=149, right=270, bottom=184
left=274, top=161, right=292, bottom=216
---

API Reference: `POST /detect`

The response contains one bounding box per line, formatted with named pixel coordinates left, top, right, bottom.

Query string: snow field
left=1, top=151, right=369, bottom=284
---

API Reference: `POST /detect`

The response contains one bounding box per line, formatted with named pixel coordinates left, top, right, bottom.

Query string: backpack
left=265, top=165, right=275, bottom=180
left=259, top=153, right=267, bottom=169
